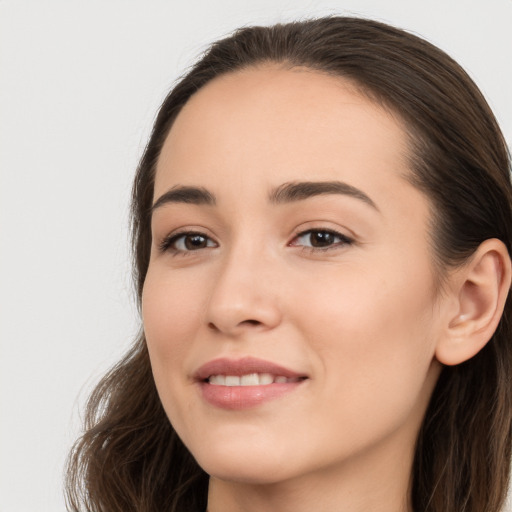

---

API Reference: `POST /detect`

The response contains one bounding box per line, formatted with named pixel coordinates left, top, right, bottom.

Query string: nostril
left=241, top=319, right=261, bottom=326
left=207, top=319, right=261, bottom=331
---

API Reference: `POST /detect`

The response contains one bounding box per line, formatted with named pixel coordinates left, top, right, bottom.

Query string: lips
left=195, top=356, right=305, bottom=380
left=194, top=357, right=307, bottom=410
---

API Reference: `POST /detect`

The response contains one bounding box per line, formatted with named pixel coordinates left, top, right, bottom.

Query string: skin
left=142, top=66, right=450, bottom=512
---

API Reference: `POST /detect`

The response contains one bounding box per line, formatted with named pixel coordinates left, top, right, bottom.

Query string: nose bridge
left=205, top=233, right=282, bottom=334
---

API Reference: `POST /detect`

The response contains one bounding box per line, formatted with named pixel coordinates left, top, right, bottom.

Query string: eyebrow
left=268, top=180, right=379, bottom=210
left=151, top=180, right=378, bottom=212
left=151, top=185, right=216, bottom=211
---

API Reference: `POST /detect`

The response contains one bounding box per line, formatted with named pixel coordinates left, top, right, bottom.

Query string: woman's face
left=142, top=67, right=444, bottom=485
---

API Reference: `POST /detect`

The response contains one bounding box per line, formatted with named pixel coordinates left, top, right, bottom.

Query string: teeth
left=208, top=373, right=297, bottom=386
left=209, top=375, right=226, bottom=385
left=240, top=373, right=259, bottom=386
left=259, top=373, right=274, bottom=385
left=225, top=375, right=240, bottom=386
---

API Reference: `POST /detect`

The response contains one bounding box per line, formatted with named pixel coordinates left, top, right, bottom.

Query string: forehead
left=154, top=66, right=425, bottom=228
left=156, top=66, right=411, bottom=192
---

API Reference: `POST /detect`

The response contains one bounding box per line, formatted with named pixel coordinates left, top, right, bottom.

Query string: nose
left=205, top=246, right=282, bottom=337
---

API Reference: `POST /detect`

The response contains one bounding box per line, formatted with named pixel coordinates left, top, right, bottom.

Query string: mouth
left=194, top=357, right=308, bottom=410
left=207, top=373, right=304, bottom=386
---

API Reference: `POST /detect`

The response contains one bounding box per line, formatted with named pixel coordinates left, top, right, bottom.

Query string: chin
left=203, top=461, right=288, bottom=485
left=189, top=440, right=296, bottom=485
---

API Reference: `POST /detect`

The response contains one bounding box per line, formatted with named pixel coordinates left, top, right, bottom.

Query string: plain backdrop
left=1, top=1, right=511, bottom=511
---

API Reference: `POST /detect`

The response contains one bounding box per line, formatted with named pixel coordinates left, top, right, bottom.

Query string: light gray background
left=1, top=1, right=511, bottom=511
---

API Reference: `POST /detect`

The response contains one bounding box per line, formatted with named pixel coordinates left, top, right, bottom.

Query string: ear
left=435, top=239, right=511, bottom=366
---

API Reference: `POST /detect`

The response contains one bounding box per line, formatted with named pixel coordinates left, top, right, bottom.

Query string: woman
left=66, top=16, right=512, bottom=512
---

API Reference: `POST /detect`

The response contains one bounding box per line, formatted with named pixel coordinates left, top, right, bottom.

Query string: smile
left=208, top=373, right=303, bottom=386
left=194, top=357, right=308, bottom=409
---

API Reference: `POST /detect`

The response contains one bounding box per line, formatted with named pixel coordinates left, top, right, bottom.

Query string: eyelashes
left=289, top=230, right=353, bottom=252
left=158, top=228, right=354, bottom=256
left=158, top=231, right=217, bottom=253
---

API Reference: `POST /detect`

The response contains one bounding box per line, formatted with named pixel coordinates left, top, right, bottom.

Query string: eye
left=159, top=231, right=217, bottom=254
left=290, top=229, right=353, bottom=251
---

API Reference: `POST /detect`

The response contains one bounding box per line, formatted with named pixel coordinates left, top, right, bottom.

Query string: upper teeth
left=208, top=373, right=296, bottom=386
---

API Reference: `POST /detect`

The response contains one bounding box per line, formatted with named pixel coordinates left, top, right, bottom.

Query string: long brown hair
left=65, top=16, right=512, bottom=512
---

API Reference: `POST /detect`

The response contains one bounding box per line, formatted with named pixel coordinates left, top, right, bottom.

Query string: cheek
left=297, top=257, right=436, bottom=347
left=141, top=266, right=204, bottom=384
left=294, top=259, right=439, bottom=427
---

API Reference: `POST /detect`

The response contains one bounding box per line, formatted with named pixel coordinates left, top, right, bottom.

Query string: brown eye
left=183, top=234, right=208, bottom=250
left=309, top=231, right=337, bottom=247
left=292, top=229, right=353, bottom=250
left=160, top=231, right=217, bottom=253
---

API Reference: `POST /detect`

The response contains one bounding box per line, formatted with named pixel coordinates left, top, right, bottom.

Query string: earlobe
left=435, top=239, right=512, bottom=366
